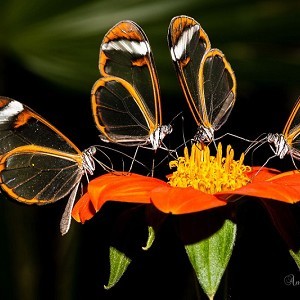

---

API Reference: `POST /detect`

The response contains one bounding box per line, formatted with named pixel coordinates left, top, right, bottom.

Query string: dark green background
left=0, top=0, right=299, bottom=299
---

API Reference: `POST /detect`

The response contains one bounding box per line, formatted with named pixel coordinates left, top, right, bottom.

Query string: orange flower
left=72, top=143, right=300, bottom=223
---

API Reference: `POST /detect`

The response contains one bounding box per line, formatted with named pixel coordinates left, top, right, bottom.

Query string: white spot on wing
left=0, top=100, right=24, bottom=124
left=131, top=41, right=149, bottom=56
left=172, top=24, right=199, bottom=61
left=102, top=40, right=149, bottom=56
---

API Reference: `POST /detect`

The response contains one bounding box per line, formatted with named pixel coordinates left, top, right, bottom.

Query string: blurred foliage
left=0, top=0, right=299, bottom=94
left=0, top=0, right=299, bottom=299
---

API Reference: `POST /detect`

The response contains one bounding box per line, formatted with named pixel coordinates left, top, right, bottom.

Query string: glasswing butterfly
left=246, top=96, right=300, bottom=167
left=0, top=96, right=97, bottom=235
left=168, top=15, right=236, bottom=143
left=91, top=20, right=172, bottom=151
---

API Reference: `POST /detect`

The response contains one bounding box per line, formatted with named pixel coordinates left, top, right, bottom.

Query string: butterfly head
left=267, top=133, right=289, bottom=159
left=149, top=124, right=173, bottom=150
left=82, top=146, right=97, bottom=175
left=193, top=125, right=214, bottom=144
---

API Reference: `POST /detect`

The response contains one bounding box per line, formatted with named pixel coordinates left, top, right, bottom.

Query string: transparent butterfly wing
left=283, top=97, right=300, bottom=151
left=94, top=20, right=162, bottom=143
left=168, top=15, right=211, bottom=125
left=200, top=49, right=236, bottom=130
left=168, top=15, right=236, bottom=134
left=0, top=97, right=84, bottom=205
left=91, top=76, right=155, bottom=145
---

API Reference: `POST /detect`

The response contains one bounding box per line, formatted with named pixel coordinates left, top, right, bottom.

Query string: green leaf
left=142, top=226, right=155, bottom=250
left=104, top=246, right=131, bottom=290
left=185, top=219, right=237, bottom=299
left=289, top=249, right=300, bottom=270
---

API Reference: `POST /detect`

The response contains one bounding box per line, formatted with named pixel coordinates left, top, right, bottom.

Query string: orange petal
left=72, top=193, right=96, bottom=223
left=267, top=169, right=300, bottom=183
left=246, top=166, right=280, bottom=182
left=87, top=172, right=169, bottom=212
left=222, top=177, right=300, bottom=203
left=150, top=186, right=226, bottom=214
left=266, top=170, right=300, bottom=201
left=219, top=168, right=300, bottom=203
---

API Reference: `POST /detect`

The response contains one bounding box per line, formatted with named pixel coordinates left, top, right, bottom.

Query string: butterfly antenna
left=122, top=157, right=125, bottom=172
left=215, top=132, right=261, bottom=144
left=248, top=139, right=269, bottom=166
left=211, top=137, right=218, bottom=150
left=129, top=145, right=140, bottom=172
left=93, top=147, right=115, bottom=172
left=289, top=153, right=299, bottom=170
left=153, top=137, right=190, bottom=170
left=253, top=154, right=277, bottom=177
left=179, top=114, right=188, bottom=148
left=182, top=125, right=187, bottom=148
left=169, top=110, right=183, bottom=125
left=94, top=145, right=150, bottom=173
left=244, top=133, right=268, bottom=155
left=151, top=156, right=155, bottom=177
left=160, top=141, right=178, bottom=159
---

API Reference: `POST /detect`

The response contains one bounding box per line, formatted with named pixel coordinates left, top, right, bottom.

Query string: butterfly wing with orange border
left=168, top=15, right=236, bottom=142
left=282, top=97, right=300, bottom=159
left=0, top=97, right=96, bottom=234
left=91, top=20, right=171, bottom=149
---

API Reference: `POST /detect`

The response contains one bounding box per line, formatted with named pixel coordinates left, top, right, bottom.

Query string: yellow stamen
left=168, top=143, right=252, bottom=194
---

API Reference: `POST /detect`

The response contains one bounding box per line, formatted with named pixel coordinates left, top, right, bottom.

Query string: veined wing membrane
left=0, top=146, right=83, bottom=204
left=92, top=76, right=156, bottom=145
left=200, top=49, right=236, bottom=130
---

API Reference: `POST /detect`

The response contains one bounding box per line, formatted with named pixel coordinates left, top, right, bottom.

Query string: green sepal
left=104, top=246, right=132, bottom=289
left=185, top=219, right=237, bottom=299
left=142, top=226, right=155, bottom=250
left=289, top=249, right=300, bottom=270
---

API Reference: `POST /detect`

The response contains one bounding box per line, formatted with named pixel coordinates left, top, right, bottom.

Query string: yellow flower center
left=168, top=143, right=252, bottom=194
